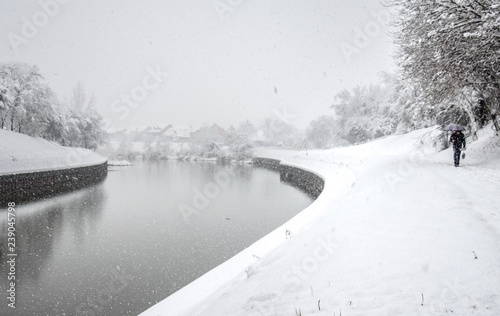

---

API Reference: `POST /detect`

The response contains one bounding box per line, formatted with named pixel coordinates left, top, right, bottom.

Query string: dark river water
left=0, top=160, right=313, bottom=316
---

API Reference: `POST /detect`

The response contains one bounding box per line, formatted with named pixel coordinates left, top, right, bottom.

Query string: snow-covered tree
left=18, top=85, right=58, bottom=136
left=306, top=115, right=343, bottom=148
left=78, top=110, right=106, bottom=150
left=236, top=120, right=256, bottom=138
left=388, top=0, right=500, bottom=133
left=63, top=109, right=106, bottom=149
left=225, top=125, right=239, bottom=145
left=259, top=117, right=301, bottom=147
left=0, top=62, right=106, bottom=149
left=44, top=112, right=66, bottom=144
left=331, top=76, right=397, bottom=143
left=0, top=62, right=51, bottom=132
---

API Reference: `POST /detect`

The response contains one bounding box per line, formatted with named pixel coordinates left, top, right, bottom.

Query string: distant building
left=147, top=124, right=172, bottom=142
left=162, top=125, right=193, bottom=142
left=106, top=123, right=231, bottom=145
left=191, top=124, right=227, bottom=145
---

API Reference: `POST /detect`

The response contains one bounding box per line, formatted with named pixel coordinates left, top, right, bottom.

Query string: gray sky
left=1, top=0, right=397, bottom=130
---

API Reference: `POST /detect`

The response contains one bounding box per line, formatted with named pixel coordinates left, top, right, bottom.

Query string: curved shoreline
left=253, top=157, right=324, bottom=199
left=0, top=161, right=108, bottom=205
left=139, top=156, right=328, bottom=316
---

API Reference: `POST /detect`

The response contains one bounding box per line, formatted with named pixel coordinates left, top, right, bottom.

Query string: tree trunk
left=489, top=97, right=499, bottom=132
left=462, top=93, right=479, bottom=140
left=492, top=112, right=499, bottom=133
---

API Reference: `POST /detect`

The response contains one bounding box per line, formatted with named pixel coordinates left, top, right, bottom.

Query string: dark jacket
left=450, top=131, right=466, bottom=149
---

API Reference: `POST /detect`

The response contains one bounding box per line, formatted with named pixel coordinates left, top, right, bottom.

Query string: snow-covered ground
left=0, top=129, right=107, bottom=175
left=141, top=125, right=500, bottom=315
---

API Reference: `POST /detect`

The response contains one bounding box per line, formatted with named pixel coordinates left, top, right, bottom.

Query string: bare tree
left=70, top=81, right=96, bottom=112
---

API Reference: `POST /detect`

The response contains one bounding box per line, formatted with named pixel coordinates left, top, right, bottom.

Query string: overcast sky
left=1, top=0, right=397, bottom=130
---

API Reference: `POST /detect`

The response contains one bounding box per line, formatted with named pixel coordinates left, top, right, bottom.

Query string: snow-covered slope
left=0, top=129, right=107, bottom=175
left=142, top=126, right=500, bottom=315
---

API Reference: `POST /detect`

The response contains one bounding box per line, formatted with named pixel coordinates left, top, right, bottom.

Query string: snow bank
left=108, top=160, right=133, bottom=166
left=141, top=126, right=500, bottom=315
left=0, top=129, right=107, bottom=175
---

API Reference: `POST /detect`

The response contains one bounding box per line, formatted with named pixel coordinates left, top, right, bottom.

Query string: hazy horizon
left=1, top=0, right=397, bottom=130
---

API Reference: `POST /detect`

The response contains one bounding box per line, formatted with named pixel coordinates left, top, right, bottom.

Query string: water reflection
left=0, top=161, right=311, bottom=316
left=0, top=185, right=106, bottom=315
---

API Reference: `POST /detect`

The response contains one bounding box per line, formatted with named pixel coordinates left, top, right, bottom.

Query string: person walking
left=450, top=130, right=466, bottom=167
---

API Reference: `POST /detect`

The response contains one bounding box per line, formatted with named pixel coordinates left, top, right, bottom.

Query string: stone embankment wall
left=0, top=162, right=108, bottom=205
left=253, top=157, right=324, bottom=199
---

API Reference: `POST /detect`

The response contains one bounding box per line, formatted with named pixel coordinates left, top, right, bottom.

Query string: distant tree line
left=0, top=62, right=105, bottom=149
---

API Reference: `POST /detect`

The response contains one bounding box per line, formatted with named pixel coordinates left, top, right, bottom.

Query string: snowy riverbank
left=0, top=129, right=107, bottom=175
left=101, top=139, right=254, bottom=164
left=141, top=125, right=500, bottom=315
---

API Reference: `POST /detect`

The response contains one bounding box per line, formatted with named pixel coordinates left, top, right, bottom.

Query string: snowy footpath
left=142, top=126, right=500, bottom=315
left=0, top=129, right=106, bottom=175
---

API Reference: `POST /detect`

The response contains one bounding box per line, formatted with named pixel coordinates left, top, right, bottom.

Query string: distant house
left=147, top=124, right=172, bottom=142
left=127, top=126, right=151, bottom=142
left=191, top=124, right=227, bottom=145
left=106, top=123, right=230, bottom=145
left=162, top=125, right=193, bottom=142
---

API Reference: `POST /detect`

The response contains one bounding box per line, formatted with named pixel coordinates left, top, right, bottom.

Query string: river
left=0, top=160, right=313, bottom=315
